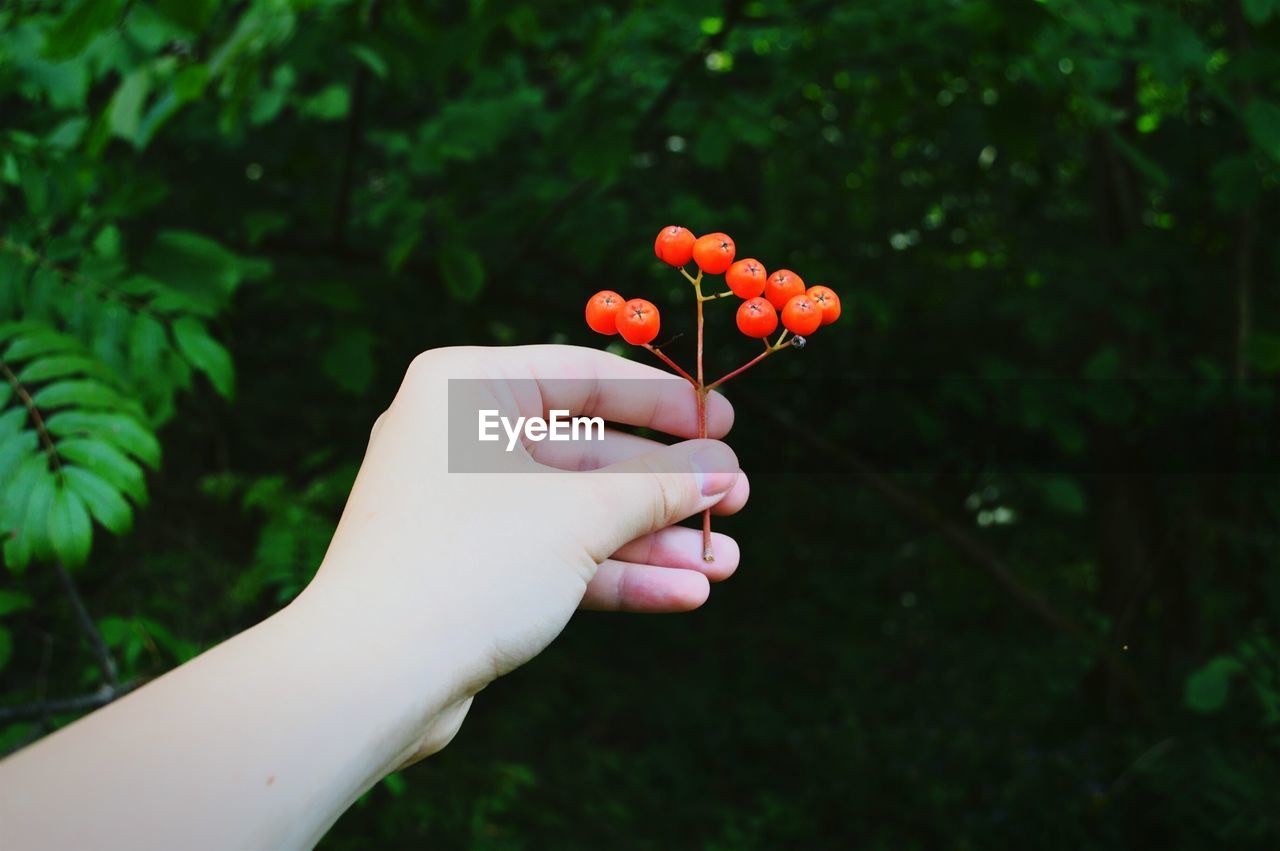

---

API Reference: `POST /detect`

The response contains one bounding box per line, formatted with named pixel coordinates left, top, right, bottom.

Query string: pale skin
left=0, top=345, right=749, bottom=849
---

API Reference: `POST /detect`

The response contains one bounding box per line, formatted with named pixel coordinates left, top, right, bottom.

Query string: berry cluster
left=584, top=226, right=844, bottom=562
left=587, top=228, right=841, bottom=347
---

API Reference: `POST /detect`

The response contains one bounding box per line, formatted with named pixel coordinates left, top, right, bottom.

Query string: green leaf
left=172, top=317, right=234, bottom=399
left=109, top=71, right=152, bottom=144
left=1107, top=131, right=1169, bottom=190
left=154, top=0, right=217, bottom=30
left=0, top=407, right=28, bottom=439
left=2, top=453, right=47, bottom=523
left=0, top=626, right=11, bottom=671
left=439, top=245, right=486, bottom=302
left=31, top=379, right=132, bottom=413
left=0, top=430, right=38, bottom=485
left=22, top=467, right=59, bottom=564
left=3, top=328, right=81, bottom=362
left=173, top=65, right=210, bottom=102
left=143, top=231, right=256, bottom=312
left=56, top=438, right=147, bottom=504
left=2, top=454, right=53, bottom=573
left=300, top=85, right=351, bottom=121
left=46, top=116, right=89, bottom=150
left=45, top=411, right=161, bottom=468
left=43, top=0, right=126, bottom=61
left=48, top=483, right=92, bottom=569
left=128, top=313, right=168, bottom=378
left=1243, top=99, right=1280, bottom=162
left=1185, top=656, right=1245, bottom=713
left=350, top=44, right=388, bottom=79
left=1243, top=0, right=1276, bottom=24
left=320, top=329, right=375, bottom=395
left=64, top=466, right=133, bottom=535
left=1039, top=476, right=1086, bottom=515
left=17, top=354, right=116, bottom=385
left=0, top=590, right=34, bottom=617
left=3, top=529, right=32, bottom=574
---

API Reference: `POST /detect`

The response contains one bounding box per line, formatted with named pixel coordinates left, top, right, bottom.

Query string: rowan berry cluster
left=582, top=227, right=844, bottom=563
left=586, top=227, right=841, bottom=346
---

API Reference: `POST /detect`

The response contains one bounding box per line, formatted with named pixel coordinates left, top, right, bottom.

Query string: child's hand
left=300, top=345, right=748, bottom=759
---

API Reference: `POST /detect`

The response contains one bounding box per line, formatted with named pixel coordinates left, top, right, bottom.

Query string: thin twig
left=0, top=680, right=141, bottom=725
left=0, top=358, right=62, bottom=475
left=0, top=237, right=156, bottom=317
left=52, top=560, right=119, bottom=689
left=704, top=338, right=796, bottom=393
left=642, top=344, right=696, bottom=385
left=744, top=393, right=1151, bottom=707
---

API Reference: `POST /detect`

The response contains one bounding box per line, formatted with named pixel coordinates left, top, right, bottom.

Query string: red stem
left=695, top=275, right=713, bottom=562
left=705, top=339, right=793, bottom=393
left=642, top=344, right=696, bottom=386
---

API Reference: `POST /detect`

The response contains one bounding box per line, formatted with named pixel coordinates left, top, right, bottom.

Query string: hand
left=298, top=344, right=749, bottom=762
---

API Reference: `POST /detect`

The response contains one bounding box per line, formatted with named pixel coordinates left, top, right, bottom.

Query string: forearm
left=0, top=578, right=470, bottom=850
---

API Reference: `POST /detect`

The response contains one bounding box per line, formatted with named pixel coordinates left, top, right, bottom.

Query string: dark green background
left=2, top=0, right=1279, bottom=847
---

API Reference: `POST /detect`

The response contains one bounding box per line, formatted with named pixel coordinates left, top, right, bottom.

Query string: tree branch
left=52, top=560, right=119, bottom=689
left=742, top=393, right=1151, bottom=706
left=0, top=681, right=140, bottom=726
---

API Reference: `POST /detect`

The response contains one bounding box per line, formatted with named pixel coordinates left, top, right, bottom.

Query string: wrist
left=286, top=566, right=485, bottom=764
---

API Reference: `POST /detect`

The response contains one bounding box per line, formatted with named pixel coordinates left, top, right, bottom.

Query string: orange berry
left=725, top=258, right=767, bottom=299
left=806, top=286, right=841, bottom=326
left=736, top=297, right=778, bottom=338
left=692, top=232, right=736, bottom=275
left=653, top=226, right=696, bottom=267
left=781, top=294, right=822, bottom=336
left=764, top=269, right=805, bottom=310
left=616, top=298, right=661, bottom=345
left=585, top=290, right=625, bottom=335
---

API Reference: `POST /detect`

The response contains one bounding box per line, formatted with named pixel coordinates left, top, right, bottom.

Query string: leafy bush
left=2, top=0, right=1280, bottom=847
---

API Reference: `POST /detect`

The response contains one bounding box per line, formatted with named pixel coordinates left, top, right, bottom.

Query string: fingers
left=713, top=469, right=750, bottom=517
left=528, top=427, right=659, bottom=471
left=566, top=438, right=740, bottom=560
left=531, top=428, right=750, bottom=516
left=579, top=561, right=711, bottom=612
left=611, top=528, right=739, bottom=581
left=499, top=344, right=734, bottom=439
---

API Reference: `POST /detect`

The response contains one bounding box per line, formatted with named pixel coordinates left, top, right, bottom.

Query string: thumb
left=567, top=439, right=740, bottom=561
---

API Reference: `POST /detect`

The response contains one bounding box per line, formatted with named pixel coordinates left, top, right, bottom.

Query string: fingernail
left=692, top=445, right=738, bottom=496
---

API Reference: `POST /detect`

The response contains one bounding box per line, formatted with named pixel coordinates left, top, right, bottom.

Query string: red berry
left=654, top=226, right=695, bottom=267
left=736, top=297, right=778, bottom=338
left=725, top=258, right=767, bottom=299
left=764, top=269, right=805, bottom=311
left=806, top=286, right=841, bottom=326
left=692, top=232, right=735, bottom=275
left=781, top=294, right=822, bottom=336
left=585, top=290, right=625, bottom=335
left=616, top=298, right=661, bottom=345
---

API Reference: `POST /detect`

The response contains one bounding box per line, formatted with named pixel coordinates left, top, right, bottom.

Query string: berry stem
left=693, top=271, right=714, bottom=563
left=642, top=343, right=697, bottom=386
left=699, top=289, right=735, bottom=302
left=704, top=337, right=797, bottom=393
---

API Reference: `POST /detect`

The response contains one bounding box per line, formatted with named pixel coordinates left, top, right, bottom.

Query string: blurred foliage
left=3, top=0, right=1280, bottom=846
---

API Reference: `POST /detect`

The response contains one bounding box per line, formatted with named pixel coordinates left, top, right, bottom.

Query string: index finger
left=488, top=344, right=734, bottom=439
